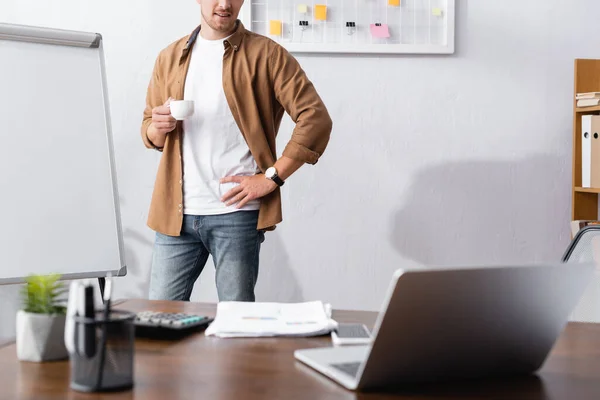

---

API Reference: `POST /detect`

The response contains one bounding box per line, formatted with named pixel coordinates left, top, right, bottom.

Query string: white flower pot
left=16, top=310, right=68, bottom=362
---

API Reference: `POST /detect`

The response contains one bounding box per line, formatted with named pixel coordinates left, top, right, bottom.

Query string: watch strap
left=272, top=175, right=285, bottom=187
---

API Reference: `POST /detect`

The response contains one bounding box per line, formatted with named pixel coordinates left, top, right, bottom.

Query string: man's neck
left=200, top=21, right=237, bottom=40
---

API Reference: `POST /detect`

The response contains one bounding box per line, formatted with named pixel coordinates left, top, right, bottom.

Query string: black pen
left=83, top=283, right=96, bottom=358
left=96, top=273, right=113, bottom=389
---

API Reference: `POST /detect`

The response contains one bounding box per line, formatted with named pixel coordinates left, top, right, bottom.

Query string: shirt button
left=178, top=204, right=182, bottom=208
left=179, top=180, right=182, bottom=184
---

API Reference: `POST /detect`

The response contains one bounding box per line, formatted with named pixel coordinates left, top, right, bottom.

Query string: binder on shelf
left=582, top=115, right=591, bottom=187
left=581, top=115, right=600, bottom=188
left=593, top=117, right=600, bottom=188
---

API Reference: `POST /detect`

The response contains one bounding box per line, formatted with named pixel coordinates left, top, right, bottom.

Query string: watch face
left=265, top=167, right=276, bottom=178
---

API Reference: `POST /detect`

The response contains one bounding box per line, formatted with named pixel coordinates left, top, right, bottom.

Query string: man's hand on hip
left=220, top=174, right=278, bottom=208
left=147, top=98, right=176, bottom=147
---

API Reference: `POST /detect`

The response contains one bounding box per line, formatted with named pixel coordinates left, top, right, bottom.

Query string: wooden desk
left=1, top=299, right=600, bottom=399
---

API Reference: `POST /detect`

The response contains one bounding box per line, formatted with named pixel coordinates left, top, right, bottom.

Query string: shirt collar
left=179, top=20, right=245, bottom=64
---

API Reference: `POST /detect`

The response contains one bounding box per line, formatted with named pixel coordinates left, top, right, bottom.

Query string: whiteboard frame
left=240, top=0, right=455, bottom=55
left=0, top=23, right=127, bottom=285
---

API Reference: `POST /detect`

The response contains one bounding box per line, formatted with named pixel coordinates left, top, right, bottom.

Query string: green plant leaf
left=21, top=273, right=67, bottom=315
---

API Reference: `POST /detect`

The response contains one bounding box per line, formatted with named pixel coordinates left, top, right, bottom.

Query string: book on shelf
left=576, top=92, right=600, bottom=107
left=571, top=220, right=600, bottom=237
left=577, top=98, right=600, bottom=107
left=576, top=92, right=600, bottom=100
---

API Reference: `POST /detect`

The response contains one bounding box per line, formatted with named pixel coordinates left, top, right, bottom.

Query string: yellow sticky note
left=315, top=5, right=327, bottom=21
left=388, top=0, right=401, bottom=6
left=269, top=20, right=282, bottom=36
left=297, top=4, right=308, bottom=14
left=432, top=7, right=443, bottom=16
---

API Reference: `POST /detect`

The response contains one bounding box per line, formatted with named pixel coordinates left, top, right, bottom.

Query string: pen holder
left=69, top=309, right=135, bottom=392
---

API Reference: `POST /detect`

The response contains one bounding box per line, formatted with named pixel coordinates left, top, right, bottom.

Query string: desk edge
left=0, top=339, right=15, bottom=349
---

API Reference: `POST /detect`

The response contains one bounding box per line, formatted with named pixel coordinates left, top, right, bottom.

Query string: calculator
left=134, top=311, right=214, bottom=339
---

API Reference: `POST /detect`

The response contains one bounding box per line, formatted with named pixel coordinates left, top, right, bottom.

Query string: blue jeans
left=148, top=210, right=265, bottom=302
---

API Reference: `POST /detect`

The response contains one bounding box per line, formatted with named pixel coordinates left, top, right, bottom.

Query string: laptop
left=294, top=263, right=594, bottom=391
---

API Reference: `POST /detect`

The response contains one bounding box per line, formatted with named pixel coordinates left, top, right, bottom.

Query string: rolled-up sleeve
left=270, top=46, right=332, bottom=165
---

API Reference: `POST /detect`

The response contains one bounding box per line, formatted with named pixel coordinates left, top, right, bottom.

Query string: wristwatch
left=265, top=166, right=285, bottom=187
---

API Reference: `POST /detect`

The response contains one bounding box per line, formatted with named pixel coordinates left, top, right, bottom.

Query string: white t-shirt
left=182, top=34, right=260, bottom=215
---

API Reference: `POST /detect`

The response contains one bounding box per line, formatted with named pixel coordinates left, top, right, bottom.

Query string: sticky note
left=388, top=0, right=401, bottom=6
left=432, top=7, right=443, bottom=16
left=270, top=20, right=282, bottom=36
left=315, top=5, right=327, bottom=21
left=297, top=4, right=308, bottom=14
left=370, top=24, right=390, bottom=38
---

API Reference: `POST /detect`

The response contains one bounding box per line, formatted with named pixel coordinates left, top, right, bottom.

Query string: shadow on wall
left=391, top=155, right=569, bottom=266
left=255, top=231, right=304, bottom=303
left=121, top=227, right=154, bottom=299
left=117, top=195, right=154, bottom=299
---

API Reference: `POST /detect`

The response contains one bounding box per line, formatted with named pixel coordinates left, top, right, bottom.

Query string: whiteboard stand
left=0, top=23, right=126, bottom=298
left=241, top=0, right=455, bottom=55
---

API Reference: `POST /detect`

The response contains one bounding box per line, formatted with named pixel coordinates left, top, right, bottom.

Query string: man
left=141, top=0, right=332, bottom=302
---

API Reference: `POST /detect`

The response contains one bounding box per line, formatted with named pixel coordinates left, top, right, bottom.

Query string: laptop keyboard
left=331, top=362, right=361, bottom=378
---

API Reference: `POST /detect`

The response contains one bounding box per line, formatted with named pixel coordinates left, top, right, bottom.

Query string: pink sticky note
left=370, top=24, right=390, bottom=38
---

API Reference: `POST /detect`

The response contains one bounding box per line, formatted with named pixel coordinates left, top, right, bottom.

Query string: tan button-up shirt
left=141, top=21, right=332, bottom=236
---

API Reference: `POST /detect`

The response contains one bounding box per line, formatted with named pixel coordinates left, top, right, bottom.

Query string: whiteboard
left=0, top=23, right=126, bottom=284
left=240, top=0, right=455, bottom=54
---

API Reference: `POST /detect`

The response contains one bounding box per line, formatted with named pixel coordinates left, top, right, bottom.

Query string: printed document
left=205, top=301, right=337, bottom=338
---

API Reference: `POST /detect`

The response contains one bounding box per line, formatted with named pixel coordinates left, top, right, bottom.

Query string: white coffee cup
left=169, top=100, right=195, bottom=120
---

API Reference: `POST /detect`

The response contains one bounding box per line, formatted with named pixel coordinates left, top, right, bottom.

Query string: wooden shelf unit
left=572, top=59, right=600, bottom=221
left=576, top=105, right=600, bottom=113
left=575, top=187, right=600, bottom=194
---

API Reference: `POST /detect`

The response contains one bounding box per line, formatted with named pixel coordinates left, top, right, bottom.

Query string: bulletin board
left=240, top=0, right=455, bottom=54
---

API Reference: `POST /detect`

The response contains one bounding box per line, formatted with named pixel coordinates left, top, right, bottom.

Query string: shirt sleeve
left=141, top=55, right=165, bottom=151
left=269, top=45, right=332, bottom=165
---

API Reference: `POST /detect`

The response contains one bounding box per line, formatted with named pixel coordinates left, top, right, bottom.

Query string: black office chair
left=562, top=225, right=600, bottom=322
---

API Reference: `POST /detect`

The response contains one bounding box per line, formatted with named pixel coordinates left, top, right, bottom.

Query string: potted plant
left=16, top=274, right=69, bottom=362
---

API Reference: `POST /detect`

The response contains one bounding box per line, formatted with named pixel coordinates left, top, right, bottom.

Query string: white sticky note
left=297, top=4, right=308, bottom=14
left=432, top=8, right=443, bottom=17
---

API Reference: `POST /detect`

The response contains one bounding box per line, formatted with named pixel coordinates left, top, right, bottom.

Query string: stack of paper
left=205, top=301, right=337, bottom=338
